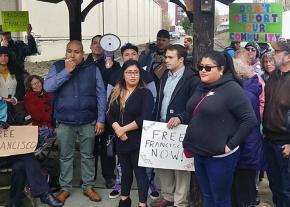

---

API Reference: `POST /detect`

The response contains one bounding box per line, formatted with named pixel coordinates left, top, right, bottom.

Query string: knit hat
left=157, top=29, right=170, bottom=39
left=245, top=41, right=260, bottom=58
left=0, top=46, right=9, bottom=55
left=121, top=43, right=138, bottom=55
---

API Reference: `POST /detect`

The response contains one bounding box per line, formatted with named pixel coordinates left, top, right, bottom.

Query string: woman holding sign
left=183, top=51, right=257, bottom=207
left=106, top=60, right=154, bottom=207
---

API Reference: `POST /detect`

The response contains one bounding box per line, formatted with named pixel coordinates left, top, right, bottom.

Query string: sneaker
left=109, top=184, right=121, bottom=199
left=148, top=183, right=159, bottom=200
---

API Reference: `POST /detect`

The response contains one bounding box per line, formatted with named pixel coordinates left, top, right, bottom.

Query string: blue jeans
left=194, top=150, right=240, bottom=207
left=265, top=140, right=290, bottom=207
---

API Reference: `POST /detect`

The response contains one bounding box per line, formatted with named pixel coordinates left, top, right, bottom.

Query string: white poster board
left=0, top=126, right=38, bottom=157
left=138, top=120, right=194, bottom=171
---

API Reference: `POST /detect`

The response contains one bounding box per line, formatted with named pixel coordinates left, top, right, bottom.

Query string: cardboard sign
left=138, top=120, right=194, bottom=171
left=229, top=3, right=283, bottom=42
left=1, top=11, right=29, bottom=32
left=0, top=126, right=38, bottom=157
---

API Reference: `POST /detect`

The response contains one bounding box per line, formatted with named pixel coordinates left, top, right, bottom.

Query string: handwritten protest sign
left=138, top=120, right=194, bottom=171
left=229, top=3, right=282, bottom=42
left=1, top=11, right=29, bottom=32
left=0, top=126, right=38, bottom=157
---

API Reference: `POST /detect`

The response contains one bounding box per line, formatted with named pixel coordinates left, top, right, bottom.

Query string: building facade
left=0, top=0, right=162, bottom=61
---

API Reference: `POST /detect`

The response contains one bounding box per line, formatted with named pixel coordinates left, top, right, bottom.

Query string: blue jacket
left=44, top=60, right=106, bottom=125
left=237, top=75, right=267, bottom=170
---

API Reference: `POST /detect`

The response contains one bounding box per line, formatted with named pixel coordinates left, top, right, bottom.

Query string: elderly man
left=263, top=40, right=290, bottom=207
left=44, top=40, right=106, bottom=204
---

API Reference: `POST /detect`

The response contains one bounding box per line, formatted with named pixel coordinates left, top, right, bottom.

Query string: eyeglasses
left=124, top=71, right=140, bottom=76
left=245, top=47, right=256, bottom=52
left=198, top=65, right=219, bottom=72
left=272, top=49, right=286, bottom=55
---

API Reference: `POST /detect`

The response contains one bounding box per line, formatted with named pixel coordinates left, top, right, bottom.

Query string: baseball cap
left=157, top=29, right=170, bottom=39
left=271, top=40, right=290, bottom=54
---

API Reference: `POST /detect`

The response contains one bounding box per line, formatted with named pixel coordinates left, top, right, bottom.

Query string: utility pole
left=192, top=0, right=215, bottom=66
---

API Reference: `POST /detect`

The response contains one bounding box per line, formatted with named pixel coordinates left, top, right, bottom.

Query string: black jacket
left=106, top=88, right=154, bottom=154
left=183, top=74, right=257, bottom=157
left=154, top=66, right=200, bottom=123
left=85, top=54, right=121, bottom=88
left=7, top=36, right=37, bottom=71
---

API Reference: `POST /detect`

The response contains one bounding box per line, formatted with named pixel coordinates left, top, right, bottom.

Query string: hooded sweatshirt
left=183, top=73, right=257, bottom=157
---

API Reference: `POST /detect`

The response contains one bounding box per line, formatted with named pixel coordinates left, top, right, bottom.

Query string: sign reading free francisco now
left=229, top=3, right=283, bottom=42
left=1, top=11, right=29, bottom=32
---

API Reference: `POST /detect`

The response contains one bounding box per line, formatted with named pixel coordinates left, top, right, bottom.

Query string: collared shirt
left=160, top=66, right=185, bottom=122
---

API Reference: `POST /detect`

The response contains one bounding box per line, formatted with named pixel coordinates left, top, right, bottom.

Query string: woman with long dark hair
left=106, top=60, right=154, bottom=207
left=0, top=46, right=25, bottom=104
left=183, top=51, right=257, bottom=206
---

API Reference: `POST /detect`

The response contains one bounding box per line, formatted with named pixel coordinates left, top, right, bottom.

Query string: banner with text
left=1, top=11, right=29, bottom=32
left=229, top=3, right=283, bottom=42
left=138, top=120, right=194, bottom=171
left=0, top=126, right=38, bottom=157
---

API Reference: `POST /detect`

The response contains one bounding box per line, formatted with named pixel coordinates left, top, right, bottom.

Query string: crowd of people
left=0, top=24, right=290, bottom=207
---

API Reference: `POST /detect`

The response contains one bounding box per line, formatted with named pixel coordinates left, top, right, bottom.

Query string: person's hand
left=0, top=38, right=8, bottom=47
left=112, top=122, right=121, bottom=131
left=155, top=55, right=165, bottom=63
left=282, top=144, right=290, bottom=158
left=115, top=127, right=126, bottom=138
left=145, top=43, right=151, bottom=55
left=119, top=133, right=128, bottom=141
left=95, top=122, right=104, bottom=135
left=167, top=117, right=181, bottom=129
left=225, top=145, right=232, bottom=153
left=27, top=24, right=32, bottom=37
left=65, top=58, right=76, bottom=72
left=105, top=57, right=113, bottom=69
left=6, top=98, right=16, bottom=105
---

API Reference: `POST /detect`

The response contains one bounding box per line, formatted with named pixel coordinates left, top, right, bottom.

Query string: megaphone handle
left=105, top=57, right=113, bottom=69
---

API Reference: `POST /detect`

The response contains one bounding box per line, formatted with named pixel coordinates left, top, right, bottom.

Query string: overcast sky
left=168, top=0, right=256, bottom=23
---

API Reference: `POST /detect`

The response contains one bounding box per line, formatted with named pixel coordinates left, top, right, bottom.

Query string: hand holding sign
left=139, top=120, right=194, bottom=171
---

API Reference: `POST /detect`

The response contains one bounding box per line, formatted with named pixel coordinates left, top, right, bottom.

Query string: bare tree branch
left=81, top=0, right=104, bottom=22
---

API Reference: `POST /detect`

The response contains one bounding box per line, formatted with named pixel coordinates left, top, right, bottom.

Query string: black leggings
left=118, top=150, right=149, bottom=203
left=232, top=168, right=257, bottom=207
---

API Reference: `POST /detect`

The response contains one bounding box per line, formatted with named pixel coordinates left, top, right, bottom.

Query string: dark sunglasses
left=198, top=65, right=219, bottom=72
left=245, top=47, right=256, bottom=52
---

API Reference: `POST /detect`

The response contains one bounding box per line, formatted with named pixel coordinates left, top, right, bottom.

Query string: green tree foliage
left=182, top=16, right=192, bottom=35
left=162, top=14, right=173, bottom=31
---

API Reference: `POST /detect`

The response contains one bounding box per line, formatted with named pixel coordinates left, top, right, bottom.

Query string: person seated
left=24, top=75, right=54, bottom=146
left=0, top=98, right=63, bottom=207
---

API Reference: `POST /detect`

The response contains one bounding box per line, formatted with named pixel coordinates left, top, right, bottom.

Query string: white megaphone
left=100, top=33, right=121, bottom=58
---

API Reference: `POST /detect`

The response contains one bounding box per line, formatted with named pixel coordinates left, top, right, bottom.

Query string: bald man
left=44, top=40, right=106, bottom=203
